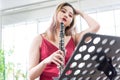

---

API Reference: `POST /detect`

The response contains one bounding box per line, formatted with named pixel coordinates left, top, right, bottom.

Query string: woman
left=28, top=2, right=100, bottom=80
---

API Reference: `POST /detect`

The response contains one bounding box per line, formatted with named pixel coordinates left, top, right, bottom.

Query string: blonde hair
left=50, top=2, right=76, bottom=35
left=49, top=2, right=77, bottom=36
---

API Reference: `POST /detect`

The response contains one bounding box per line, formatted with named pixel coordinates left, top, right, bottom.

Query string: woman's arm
left=28, top=35, right=65, bottom=80
left=28, top=35, right=47, bottom=80
left=75, top=10, right=100, bottom=44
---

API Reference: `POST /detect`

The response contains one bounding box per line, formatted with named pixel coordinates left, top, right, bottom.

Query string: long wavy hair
left=47, top=2, right=77, bottom=41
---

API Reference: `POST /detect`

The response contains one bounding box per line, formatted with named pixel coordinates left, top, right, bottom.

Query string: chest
left=49, top=36, right=71, bottom=49
left=40, top=36, right=75, bottom=62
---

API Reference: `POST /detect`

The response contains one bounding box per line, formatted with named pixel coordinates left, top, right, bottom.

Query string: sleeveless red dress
left=39, top=36, right=75, bottom=80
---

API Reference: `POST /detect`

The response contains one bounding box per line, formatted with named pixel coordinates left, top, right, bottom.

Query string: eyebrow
left=62, top=7, right=73, bottom=15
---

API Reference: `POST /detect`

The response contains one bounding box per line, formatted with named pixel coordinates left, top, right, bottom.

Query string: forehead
left=62, top=6, right=74, bottom=14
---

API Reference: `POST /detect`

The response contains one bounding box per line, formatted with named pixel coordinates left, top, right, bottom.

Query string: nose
left=64, top=13, right=69, bottom=18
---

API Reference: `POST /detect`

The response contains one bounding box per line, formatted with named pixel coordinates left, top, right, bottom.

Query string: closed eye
left=61, top=9, right=66, bottom=13
left=69, top=14, right=73, bottom=18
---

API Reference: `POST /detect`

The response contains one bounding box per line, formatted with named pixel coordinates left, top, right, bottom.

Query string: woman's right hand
left=43, top=50, right=65, bottom=66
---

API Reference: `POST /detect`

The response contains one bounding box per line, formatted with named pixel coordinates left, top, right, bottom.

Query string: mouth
left=62, top=18, right=67, bottom=22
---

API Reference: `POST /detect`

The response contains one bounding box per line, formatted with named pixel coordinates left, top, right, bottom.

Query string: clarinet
left=59, top=22, right=65, bottom=76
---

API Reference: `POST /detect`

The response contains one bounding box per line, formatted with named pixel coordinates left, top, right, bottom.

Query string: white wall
left=1, top=0, right=79, bottom=48
left=2, top=0, right=78, bottom=25
left=1, top=0, right=50, bottom=10
left=1, top=0, right=77, bottom=10
left=0, top=0, right=2, bottom=48
left=1, top=0, right=120, bottom=25
left=0, top=0, right=1, bottom=10
left=79, top=0, right=120, bottom=12
left=0, top=10, right=2, bottom=48
left=1, top=0, right=120, bottom=48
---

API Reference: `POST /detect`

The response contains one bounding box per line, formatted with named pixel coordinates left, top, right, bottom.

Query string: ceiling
left=0, top=0, right=56, bottom=10
left=1, top=0, right=77, bottom=15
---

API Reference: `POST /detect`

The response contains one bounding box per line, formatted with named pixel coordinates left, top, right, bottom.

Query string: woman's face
left=57, top=6, right=74, bottom=27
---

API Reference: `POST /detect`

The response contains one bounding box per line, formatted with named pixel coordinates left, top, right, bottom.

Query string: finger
left=52, top=59, right=60, bottom=66
left=58, top=50, right=65, bottom=57
left=53, top=55, right=64, bottom=65
left=56, top=53, right=64, bottom=62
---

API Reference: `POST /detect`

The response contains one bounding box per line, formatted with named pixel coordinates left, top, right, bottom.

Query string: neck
left=47, top=22, right=66, bottom=42
left=47, top=25, right=60, bottom=42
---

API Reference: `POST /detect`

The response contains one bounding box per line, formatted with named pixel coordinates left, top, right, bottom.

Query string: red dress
left=39, top=36, right=75, bottom=80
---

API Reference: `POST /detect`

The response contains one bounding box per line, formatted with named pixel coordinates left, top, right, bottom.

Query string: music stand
left=58, top=33, right=120, bottom=80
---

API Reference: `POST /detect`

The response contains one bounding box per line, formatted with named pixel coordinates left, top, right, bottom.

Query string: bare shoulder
left=31, top=34, right=43, bottom=48
left=34, top=34, right=42, bottom=42
left=72, top=32, right=83, bottom=46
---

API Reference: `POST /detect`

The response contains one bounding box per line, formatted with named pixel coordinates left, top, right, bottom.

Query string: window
left=97, top=10, right=115, bottom=36
left=2, top=21, right=37, bottom=80
left=114, top=9, right=120, bottom=36
left=38, top=20, right=50, bottom=34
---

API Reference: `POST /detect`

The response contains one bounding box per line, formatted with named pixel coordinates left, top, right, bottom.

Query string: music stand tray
left=58, top=33, right=120, bottom=80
